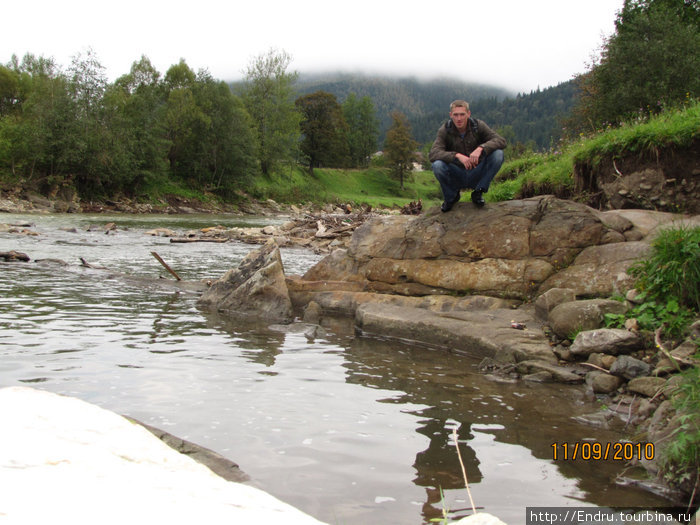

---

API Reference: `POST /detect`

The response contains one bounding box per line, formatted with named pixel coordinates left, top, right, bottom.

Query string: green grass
left=665, top=363, right=700, bottom=489
left=486, top=98, right=700, bottom=202
left=573, top=98, right=700, bottom=164
left=248, top=165, right=442, bottom=209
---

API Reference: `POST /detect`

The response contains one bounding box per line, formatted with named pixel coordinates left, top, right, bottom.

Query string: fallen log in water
left=169, top=237, right=229, bottom=243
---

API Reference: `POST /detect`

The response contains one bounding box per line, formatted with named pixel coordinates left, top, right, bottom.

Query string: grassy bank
left=490, top=99, right=700, bottom=202
left=248, top=165, right=442, bottom=209
left=4, top=100, right=695, bottom=212
left=247, top=99, right=698, bottom=210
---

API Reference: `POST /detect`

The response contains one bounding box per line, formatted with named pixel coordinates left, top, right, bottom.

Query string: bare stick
left=452, top=427, right=477, bottom=515
left=580, top=362, right=611, bottom=374
left=151, top=251, right=182, bottom=281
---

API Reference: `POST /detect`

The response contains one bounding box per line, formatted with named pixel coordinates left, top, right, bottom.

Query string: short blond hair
left=450, top=100, right=470, bottom=112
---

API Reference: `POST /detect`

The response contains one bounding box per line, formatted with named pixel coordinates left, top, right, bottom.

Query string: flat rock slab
left=0, top=386, right=327, bottom=525
left=355, top=303, right=557, bottom=363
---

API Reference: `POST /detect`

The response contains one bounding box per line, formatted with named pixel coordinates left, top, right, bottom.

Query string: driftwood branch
left=151, top=251, right=182, bottom=281
left=169, top=237, right=228, bottom=243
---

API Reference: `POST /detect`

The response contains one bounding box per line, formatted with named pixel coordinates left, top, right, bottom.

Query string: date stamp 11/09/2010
left=551, top=441, right=655, bottom=461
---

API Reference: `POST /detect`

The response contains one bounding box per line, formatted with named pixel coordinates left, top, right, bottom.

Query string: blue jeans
left=432, top=149, right=504, bottom=203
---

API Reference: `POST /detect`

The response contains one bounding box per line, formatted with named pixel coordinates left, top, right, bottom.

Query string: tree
left=67, top=49, right=115, bottom=196
left=239, top=49, right=301, bottom=175
left=2, top=54, right=79, bottom=185
left=572, top=0, right=699, bottom=129
left=162, top=60, right=208, bottom=178
left=342, top=93, right=379, bottom=167
left=108, top=55, right=169, bottom=190
left=191, top=72, right=258, bottom=195
left=384, top=111, right=417, bottom=191
left=295, top=90, right=348, bottom=172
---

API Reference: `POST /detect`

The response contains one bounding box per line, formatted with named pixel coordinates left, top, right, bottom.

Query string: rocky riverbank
left=197, top=195, right=700, bottom=506
left=3, top=191, right=698, bottom=508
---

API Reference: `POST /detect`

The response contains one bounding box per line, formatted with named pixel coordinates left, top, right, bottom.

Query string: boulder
left=628, top=376, right=667, bottom=397
left=304, top=196, right=613, bottom=299
left=570, top=329, right=641, bottom=357
left=585, top=371, right=624, bottom=394
left=539, top=242, right=649, bottom=297
left=355, top=303, right=556, bottom=364
left=610, top=355, right=651, bottom=380
left=534, top=287, right=576, bottom=321
left=198, top=239, right=293, bottom=321
left=301, top=197, right=697, bottom=306
left=548, top=299, right=628, bottom=339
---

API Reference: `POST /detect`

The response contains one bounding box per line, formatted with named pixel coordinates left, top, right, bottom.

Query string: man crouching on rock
left=429, top=99, right=506, bottom=212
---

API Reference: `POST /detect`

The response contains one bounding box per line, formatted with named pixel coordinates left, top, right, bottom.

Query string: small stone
left=534, top=288, right=576, bottom=321
left=625, top=289, right=644, bottom=304
left=610, top=355, right=651, bottom=379
left=601, top=355, right=617, bottom=369
left=624, top=318, right=639, bottom=331
left=587, top=353, right=606, bottom=368
left=302, top=301, right=323, bottom=324
left=523, top=371, right=554, bottom=383
left=586, top=371, right=624, bottom=394
left=628, top=377, right=666, bottom=397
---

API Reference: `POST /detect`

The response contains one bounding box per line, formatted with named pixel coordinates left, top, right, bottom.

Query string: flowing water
left=0, top=213, right=675, bottom=524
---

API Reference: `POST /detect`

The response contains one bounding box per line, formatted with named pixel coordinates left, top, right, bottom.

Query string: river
left=0, top=212, right=675, bottom=524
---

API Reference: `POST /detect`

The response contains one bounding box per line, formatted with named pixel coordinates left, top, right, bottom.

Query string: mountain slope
left=295, top=73, right=579, bottom=150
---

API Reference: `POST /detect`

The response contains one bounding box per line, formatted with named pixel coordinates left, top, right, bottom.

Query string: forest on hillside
left=294, top=74, right=578, bottom=150
left=0, top=0, right=697, bottom=203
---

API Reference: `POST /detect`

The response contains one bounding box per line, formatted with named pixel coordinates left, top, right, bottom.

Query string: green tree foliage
left=295, top=91, right=349, bottom=172
left=239, top=49, right=301, bottom=175
left=384, top=111, right=417, bottom=190
left=342, top=93, right=379, bottom=167
left=192, top=72, right=258, bottom=196
left=109, top=55, right=169, bottom=189
left=1, top=54, right=78, bottom=187
left=0, top=51, right=258, bottom=200
left=163, top=61, right=258, bottom=193
left=573, top=0, right=700, bottom=129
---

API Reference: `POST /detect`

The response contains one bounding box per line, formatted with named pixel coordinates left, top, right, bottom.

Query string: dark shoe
left=471, top=190, right=485, bottom=207
left=441, top=194, right=460, bottom=212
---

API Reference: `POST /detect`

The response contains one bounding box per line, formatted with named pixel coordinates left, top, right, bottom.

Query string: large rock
left=548, top=299, right=629, bottom=338
left=0, top=387, right=326, bottom=524
left=570, top=328, right=642, bottom=357
left=355, top=303, right=556, bottom=363
left=534, top=287, right=576, bottom=321
left=628, top=376, right=667, bottom=397
left=539, top=242, right=650, bottom=297
left=198, top=239, right=293, bottom=321
left=302, top=196, right=698, bottom=303
left=585, top=371, right=624, bottom=394
left=305, top=196, right=614, bottom=299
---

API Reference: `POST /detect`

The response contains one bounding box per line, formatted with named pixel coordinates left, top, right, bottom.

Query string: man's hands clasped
left=455, top=146, right=484, bottom=170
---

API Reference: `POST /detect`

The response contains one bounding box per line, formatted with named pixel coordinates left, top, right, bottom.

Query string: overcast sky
left=3, top=0, right=625, bottom=93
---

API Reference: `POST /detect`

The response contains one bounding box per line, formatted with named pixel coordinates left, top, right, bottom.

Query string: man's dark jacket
left=428, top=117, right=506, bottom=164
